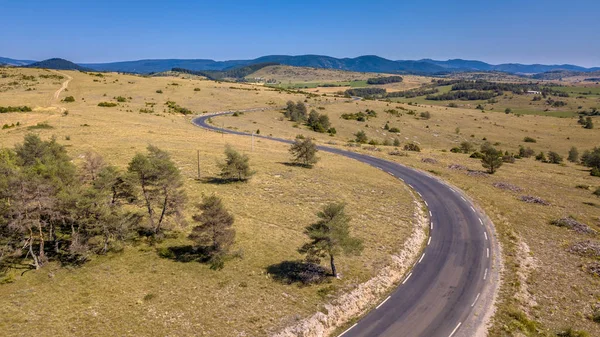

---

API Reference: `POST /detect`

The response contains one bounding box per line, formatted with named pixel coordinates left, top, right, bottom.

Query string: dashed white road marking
left=430, top=222, right=434, bottom=230
left=479, top=218, right=483, bottom=226
left=339, top=323, right=358, bottom=337
left=402, top=273, right=413, bottom=284
left=424, top=200, right=429, bottom=206
left=389, top=172, right=395, bottom=177
left=427, top=237, right=432, bottom=245
left=470, top=206, right=476, bottom=213
left=408, top=184, right=414, bottom=189
left=399, top=178, right=404, bottom=182
left=448, top=322, right=462, bottom=337
left=429, top=211, right=432, bottom=217
left=484, top=268, right=488, bottom=280
left=460, top=196, right=466, bottom=202
left=471, top=293, right=481, bottom=307
left=417, top=192, right=423, bottom=198
left=484, top=232, right=488, bottom=241
left=418, top=253, right=425, bottom=264
left=487, top=248, right=490, bottom=258
left=376, top=296, right=391, bottom=309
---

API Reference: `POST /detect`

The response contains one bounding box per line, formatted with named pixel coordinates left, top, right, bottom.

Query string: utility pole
left=197, top=150, right=201, bottom=180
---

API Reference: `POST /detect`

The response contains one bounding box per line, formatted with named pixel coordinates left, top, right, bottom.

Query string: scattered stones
left=519, top=195, right=550, bottom=205
left=550, top=217, right=597, bottom=235
left=388, top=150, right=407, bottom=156
left=493, top=182, right=523, bottom=192
left=587, top=262, right=600, bottom=277
left=448, top=164, right=468, bottom=171
left=421, top=158, right=437, bottom=164
left=568, top=240, right=600, bottom=258
left=466, top=170, right=489, bottom=178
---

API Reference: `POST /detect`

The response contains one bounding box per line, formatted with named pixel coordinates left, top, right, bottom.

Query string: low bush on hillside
left=0, top=106, right=32, bottom=113
left=62, top=96, right=75, bottom=102
left=98, top=102, right=117, bottom=107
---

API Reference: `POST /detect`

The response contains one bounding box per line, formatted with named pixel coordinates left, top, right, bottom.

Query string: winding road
left=192, top=111, right=500, bottom=337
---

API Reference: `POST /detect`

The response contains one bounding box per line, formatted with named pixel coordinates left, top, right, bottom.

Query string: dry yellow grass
left=246, top=65, right=380, bottom=83
left=214, top=92, right=600, bottom=335
left=0, top=68, right=417, bottom=336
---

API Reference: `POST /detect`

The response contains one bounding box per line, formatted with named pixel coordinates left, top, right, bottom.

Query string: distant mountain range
left=2, top=55, right=599, bottom=75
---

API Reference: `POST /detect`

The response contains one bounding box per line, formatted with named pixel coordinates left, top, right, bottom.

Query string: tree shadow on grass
left=266, top=260, right=329, bottom=286
left=278, top=162, right=313, bottom=169
left=157, top=245, right=212, bottom=263
left=200, top=177, right=248, bottom=185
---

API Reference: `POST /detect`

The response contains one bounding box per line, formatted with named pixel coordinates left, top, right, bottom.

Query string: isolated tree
left=290, top=138, right=319, bottom=167
left=219, top=146, right=254, bottom=181
left=481, top=144, right=503, bottom=174
left=190, top=195, right=235, bottom=254
left=584, top=116, right=594, bottom=129
left=568, top=147, right=579, bottom=163
left=355, top=130, right=368, bottom=144
left=460, top=141, right=474, bottom=153
left=299, top=203, right=363, bottom=278
left=127, top=145, right=186, bottom=235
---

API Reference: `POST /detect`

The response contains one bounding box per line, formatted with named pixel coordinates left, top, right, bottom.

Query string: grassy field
left=213, top=84, right=600, bottom=335
left=388, top=84, right=600, bottom=117
left=0, top=68, right=417, bottom=336
left=2, top=66, right=600, bottom=336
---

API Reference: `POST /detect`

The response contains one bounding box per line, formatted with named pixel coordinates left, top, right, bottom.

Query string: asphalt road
left=192, top=112, right=495, bottom=337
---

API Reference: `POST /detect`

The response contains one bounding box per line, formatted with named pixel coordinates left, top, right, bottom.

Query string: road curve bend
left=192, top=112, right=500, bottom=337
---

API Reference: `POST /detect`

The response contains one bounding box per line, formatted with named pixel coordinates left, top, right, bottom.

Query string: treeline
left=366, top=76, right=403, bottom=85
left=172, top=62, right=278, bottom=81
left=345, top=87, right=387, bottom=98
left=0, top=135, right=258, bottom=274
left=426, top=90, right=499, bottom=101
left=386, top=88, right=439, bottom=98
left=0, top=106, right=32, bottom=113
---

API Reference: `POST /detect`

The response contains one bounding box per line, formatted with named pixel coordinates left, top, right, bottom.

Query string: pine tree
left=299, top=203, right=363, bottom=278
left=289, top=138, right=319, bottom=167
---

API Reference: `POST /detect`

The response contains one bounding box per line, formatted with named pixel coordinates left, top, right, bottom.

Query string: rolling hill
left=26, top=58, right=92, bottom=71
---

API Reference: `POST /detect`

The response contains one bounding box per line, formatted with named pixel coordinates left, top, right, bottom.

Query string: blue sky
left=1, top=0, right=599, bottom=66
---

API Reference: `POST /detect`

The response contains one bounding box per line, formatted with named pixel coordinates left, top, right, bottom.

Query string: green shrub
left=98, top=102, right=117, bottom=107
left=114, top=96, right=127, bottom=102
left=156, top=89, right=163, bottom=94
left=388, top=127, right=400, bottom=133
left=62, top=96, right=75, bottom=103
left=470, top=152, right=484, bottom=159
left=403, top=143, right=421, bottom=152
left=0, top=106, right=32, bottom=113
left=523, top=136, right=536, bottom=143
left=27, top=122, right=54, bottom=130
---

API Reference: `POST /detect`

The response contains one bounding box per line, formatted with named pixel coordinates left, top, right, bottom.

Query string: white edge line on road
left=484, top=268, right=488, bottom=280
left=449, top=322, right=462, bottom=337
left=428, top=237, right=432, bottom=245
left=429, top=211, right=432, bottom=217
left=402, top=273, right=412, bottom=284
left=417, top=192, right=423, bottom=197
left=470, top=206, right=476, bottom=212
left=418, top=253, right=425, bottom=264
left=487, top=248, right=490, bottom=258
left=484, top=232, right=488, bottom=240
left=389, top=172, right=395, bottom=177
left=376, top=296, right=391, bottom=310
left=339, top=323, right=358, bottom=337
left=424, top=200, right=428, bottom=206
left=479, top=218, right=483, bottom=225
left=460, top=196, right=466, bottom=201
left=430, top=222, right=434, bottom=230
left=408, top=184, right=414, bottom=189
left=471, top=293, right=481, bottom=307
